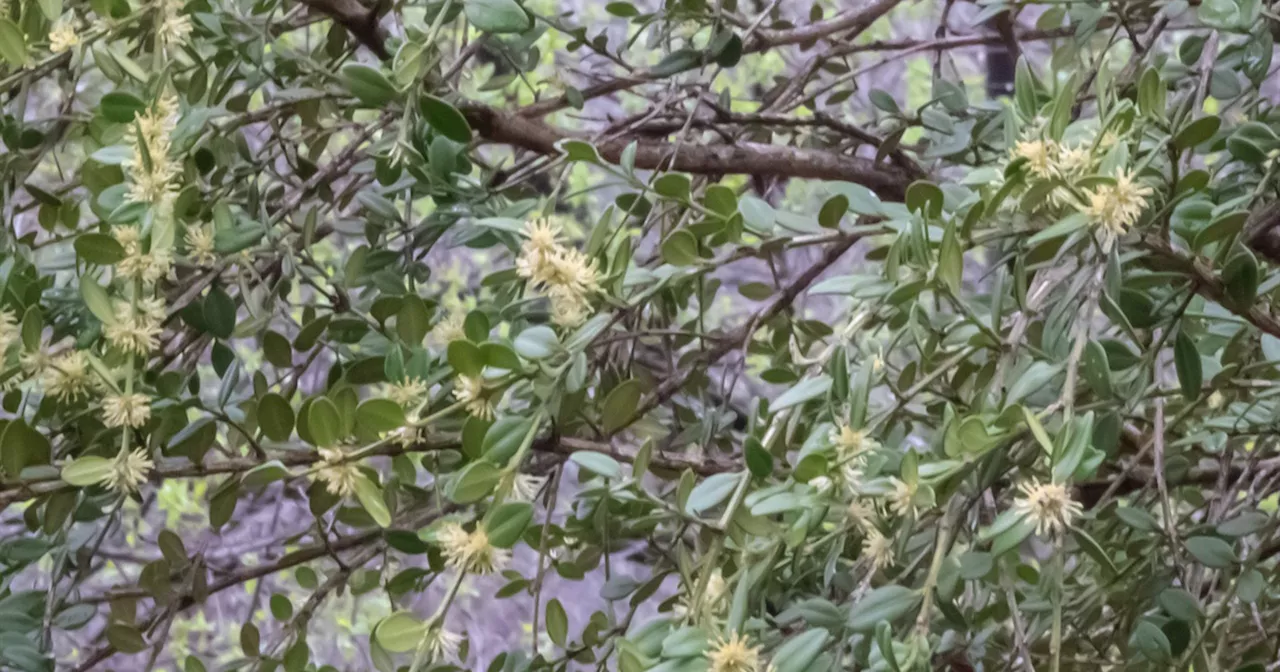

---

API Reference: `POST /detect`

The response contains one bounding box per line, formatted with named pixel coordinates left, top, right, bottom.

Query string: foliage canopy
left=0, top=0, right=1278, bottom=670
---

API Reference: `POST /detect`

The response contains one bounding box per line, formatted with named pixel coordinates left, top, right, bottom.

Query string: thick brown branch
left=464, top=105, right=913, bottom=199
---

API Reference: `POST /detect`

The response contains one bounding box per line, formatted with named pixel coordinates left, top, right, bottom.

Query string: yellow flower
left=548, top=285, right=589, bottom=327
left=123, top=95, right=180, bottom=206
left=102, top=393, right=152, bottom=428
left=314, top=447, right=360, bottom=497
left=887, top=477, right=916, bottom=517
left=105, top=303, right=163, bottom=355
left=676, top=569, right=728, bottom=621
left=432, top=311, right=467, bottom=345
left=861, top=528, right=895, bottom=571
left=543, top=248, right=600, bottom=295
left=1011, top=478, right=1083, bottom=537
left=515, top=221, right=600, bottom=327
left=154, top=0, right=192, bottom=52
left=43, top=351, right=92, bottom=402
left=19, top=348, right=53, bottom=376
left=385, top=377, right=427, bottom=406
left=706, top=632, right=765, bottom=672
left=453, top=375, right=494, bottom=420
left=1013, top=140, right=1057, bottom=179
left=49, top=20, right=79, bottom=53
left=105, top=448, right=154, bottom=494
left=523, top=218, right=562, bottom=255
left=829, top=423, right=879, bottom=460
left=1054, top=143, right=1093, bottom=178
left=846, top=498, right=875, bottom=531
left=185, top=224, right=217, bottom=266
left=437, top=522, right=510, bottom=575
left=1081, top=169, right=1152, bottom=251
left=0, top=308, right=17, bottom=356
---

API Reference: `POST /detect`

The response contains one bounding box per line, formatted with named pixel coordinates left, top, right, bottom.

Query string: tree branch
left=463, top=104, right=914, bottom=199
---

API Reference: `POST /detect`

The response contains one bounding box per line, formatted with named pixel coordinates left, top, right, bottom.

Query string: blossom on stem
left=1011, top=478, right=1083, bottom=537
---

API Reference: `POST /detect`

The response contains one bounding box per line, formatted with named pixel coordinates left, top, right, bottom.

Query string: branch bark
left=463, top=104, right=914, bottom=199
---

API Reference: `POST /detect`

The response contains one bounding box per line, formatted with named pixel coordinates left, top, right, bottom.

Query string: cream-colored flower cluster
left=154, top=0, right=192, bottom=52
left=453, top=374, right=494, bottom=420
left=705, top=632, right=771, bottom=672
left=515, top=219, right=601, bottom=327
left=48, top=19, right=79, bottom=53
left=184, top=224, right=217, bottom=267
left=115, top=226, right=172, bottom=284
left=1009, top=133, right=1152, bottom=251
left=124, top=95, right=180, bottom=206
left=674, top=569, right=727, bottom=623
left=1081, top=170, right=1153, bottom=251
left=105, top=298, right=166, bottom=356
left=1011, top=478, right=1083, bottom=537
left=314, top=447, right=361, bottom=497
left=106, top=448, right=155, bottom=494
left=437, top=522, right=510, bottom=575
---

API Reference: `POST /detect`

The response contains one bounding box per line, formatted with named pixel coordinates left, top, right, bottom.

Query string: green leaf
left=570, top=451, right=622, bottom=479
left=937, top=220, right=962, bottom=294
left=1184, top=536, right=1235, bottom=568
left=375, top=611, right=426, bottom=653
left=485, top=501, right=533, bottom=548
left=770, top=375, right=832, bottom=414
left=353, top=474, right=392, bottom=527
left=269, top=594, right=293, bottom=621
left=1173, top=331, right=1202, bottom=399
left=557, top=139, right=601, bottom=163
left=1158, top=588, right=1201, bottom=623
left=341, top=64, right=400, bottom=107
left=100, top=92, right=147, bottom=123
left=106, top=624, right=148, bottom=654
left=79, top=276, right=117, bottom=325
left=1173, top=115, right=1220, bottom=150
left=203, top=287, right=237, bottom=339
left=545, top=599, right=568, bottom=647
left=745, top=437, right=772, bottom=478
left=306, top=397, right=342, bottom=447
left=1216, top=511, right=1268, bottom=537
left=771, top=628, right=829, bottom=672
left=1028, top=211, right=1088, bottom=246
left=601, top=379, right=642, bottom=434
left=448, top=460, right=502, bottom=503
left=2, top=420, right=51, bottom=477
left=905, top=181, right=944, bottom=218
left=420, top=95, right=473, bottom=143
left=514, top=325, right=559, bottom=360
left=448, top=340, right=485, bottom=377
left=660, top=230, right=699, bottom=266
left=1236, top=568, right=1264, bottom=603
left=243, top=460, right=288, bottom=491
left=686, top=472, right=739, bottom=514
left=258, top=393, right=295, bottom=442
left=0, top=20, right=29, bottom=66
left=481, top=416, right=532, bottom=465
left=356, top=399, right=406, bottom=434
left=848, top=585, right=921, bottom=632
left=37, top=0, right=62, bottom=19
left=1130, top=621, right=1172, bottom=663
left=739, top=195, right=775, bottom=234
left=654, top=173, right=691, bottom=202
left=464, top=0, right=531, bottom=33
left=397, top=295, right=430, bottom=345
left=60, top=456, right=114, bottom=487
